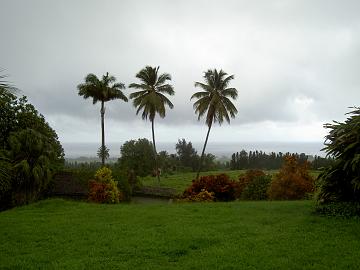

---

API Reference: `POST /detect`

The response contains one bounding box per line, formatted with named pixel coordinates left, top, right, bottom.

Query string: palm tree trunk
left=151, top=119, right=160, bottom=183
left=100, top=101, right=105, bottom=166
left=196, top=122, right=212, bottom=180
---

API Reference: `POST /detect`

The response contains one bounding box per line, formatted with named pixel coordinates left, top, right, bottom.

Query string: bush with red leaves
left=183, top=174, right=237, bottom=201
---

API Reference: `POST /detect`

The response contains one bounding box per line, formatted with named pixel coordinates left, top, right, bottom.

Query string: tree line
left=230, top=150, right=334, bottom=170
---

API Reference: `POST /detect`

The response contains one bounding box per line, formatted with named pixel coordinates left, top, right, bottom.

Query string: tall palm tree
left=77, top=72, right=128, bottom=166
left=191, top=69, right=238, bottom=179
left=129, top=66, right=175, bottom=183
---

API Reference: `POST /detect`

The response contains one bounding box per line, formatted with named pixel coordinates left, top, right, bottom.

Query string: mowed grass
left=140, top=169, right=321, bottom=194
left=1, top=199, right=359, bottom=269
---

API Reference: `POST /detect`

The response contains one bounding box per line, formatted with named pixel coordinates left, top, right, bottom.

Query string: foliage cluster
left=118, top=138, right=218, bottom=177
left=88, top=167, right=123, bottom=204
left=268, top=156, right=314, bottom=200
left=237, top=169, right=266, bottom=196
left=241, top=174, right=272, bottom=200
left=316, top=107, right=360, bottom=204
left=0, top=91, right=64, bottom=209
left=183, top=174, right=237, bottom=201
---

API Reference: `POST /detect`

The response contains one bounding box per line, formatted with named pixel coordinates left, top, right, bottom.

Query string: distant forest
left=230, top=150, right=333, bottom=170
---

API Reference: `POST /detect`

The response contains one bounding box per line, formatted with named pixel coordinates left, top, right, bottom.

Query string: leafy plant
left=237, top=169, right=266, bottom=197
left=183, top=174, right=237, bottom=201
left=268, top=156, right=314, bottom=200
left=241, top=174, right=272, bottom=200
left=316, top=107, right=360, bottom=204
left=0, top=91, right=64, bottom=209
left=88, top=167, right=123, bottom=204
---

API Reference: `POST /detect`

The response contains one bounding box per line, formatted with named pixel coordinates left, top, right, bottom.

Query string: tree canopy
left=0, top=91, right=64, bottom=208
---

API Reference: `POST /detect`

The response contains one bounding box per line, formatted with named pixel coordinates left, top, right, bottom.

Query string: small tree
left=317, top=107, right=360, bottom=203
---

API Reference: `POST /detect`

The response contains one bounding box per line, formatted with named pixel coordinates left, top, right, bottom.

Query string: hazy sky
left=1, top=0, right=359, bottom=146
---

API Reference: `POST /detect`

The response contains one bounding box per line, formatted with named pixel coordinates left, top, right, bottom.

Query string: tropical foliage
left=316, top=107, right=360, bottom=204
left=118, top=138, right=154, bottom=177
left=183, top=174, right=238, bottom=201
left=78, top=72, right=128, bottom=165
left=129, top=66, right=175, bottom=182
left=88, top=167, right=123, bottom=204
left=192, top=69, right=238, bottom=179
left=0, top=91, right=64, bottom=209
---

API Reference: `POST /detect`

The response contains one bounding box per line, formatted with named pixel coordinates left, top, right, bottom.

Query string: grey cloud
left=1, top=0, right=360, bottom=143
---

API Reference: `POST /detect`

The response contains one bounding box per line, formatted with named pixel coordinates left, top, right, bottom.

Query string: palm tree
left=129, top=66, right=175, bottom=183
left=77, top=72, right=128, bottom=166
left=191, top=69, right=238, bottom=179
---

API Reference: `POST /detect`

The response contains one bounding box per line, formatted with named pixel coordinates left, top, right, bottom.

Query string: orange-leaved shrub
left=268, top=156, right=314, bottom=200
left=183, top=174, right=237, bottom=201
left=88, top=167, right=123, bottom=203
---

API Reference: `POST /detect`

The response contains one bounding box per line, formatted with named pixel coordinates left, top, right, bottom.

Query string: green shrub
left=236, top=169, right=266, bottom=198
left=241, top=174, right=272, bottom=200
left=183, top=174, right=237, bottom=201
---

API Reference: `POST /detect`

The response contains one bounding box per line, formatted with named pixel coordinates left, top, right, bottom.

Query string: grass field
left=1, top=199, right=359, bottom=269
left=139, top=169, right=321, bottom=194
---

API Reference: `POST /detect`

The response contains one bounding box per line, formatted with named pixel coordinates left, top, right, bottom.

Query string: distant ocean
left=62, top=141, right=326, bottom=159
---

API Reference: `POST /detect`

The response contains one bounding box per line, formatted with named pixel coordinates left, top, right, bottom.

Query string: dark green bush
left=241, top=174, right=272, bottom=200
left=314, top=202, right=360, bottom=218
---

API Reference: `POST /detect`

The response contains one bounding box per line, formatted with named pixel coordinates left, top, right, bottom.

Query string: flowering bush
left=183, top=174, right=237, bottom=201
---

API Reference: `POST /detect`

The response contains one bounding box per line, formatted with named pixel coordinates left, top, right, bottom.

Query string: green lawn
left=139, top=169, right=320, bottom=194
left=0, top=199, right=359, bottom=269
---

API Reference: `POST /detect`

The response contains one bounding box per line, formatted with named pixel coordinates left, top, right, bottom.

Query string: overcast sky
left=1, top=0, right=359, bottom=147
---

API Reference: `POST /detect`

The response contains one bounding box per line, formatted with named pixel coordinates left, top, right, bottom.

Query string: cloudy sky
left=1, top=0, right=359, bottom=150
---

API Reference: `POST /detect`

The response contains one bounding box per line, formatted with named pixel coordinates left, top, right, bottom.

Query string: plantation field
left=139, top=169, right=321, bottom=194
left=1, top=199, right=359, bottom=269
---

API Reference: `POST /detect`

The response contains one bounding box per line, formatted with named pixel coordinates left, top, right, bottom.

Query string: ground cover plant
left=1, top=199, right=360, bottom=269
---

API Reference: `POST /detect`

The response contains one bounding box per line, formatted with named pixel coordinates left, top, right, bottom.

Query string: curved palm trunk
left=196, top=122, right=213, bottom=180
left=151, top=119, right=160, bottom=183
left=100, top=101, right=105, bottom=166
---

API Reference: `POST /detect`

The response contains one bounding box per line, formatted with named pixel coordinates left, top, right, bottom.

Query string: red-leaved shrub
left=183, top=174, right=237, bottom=201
